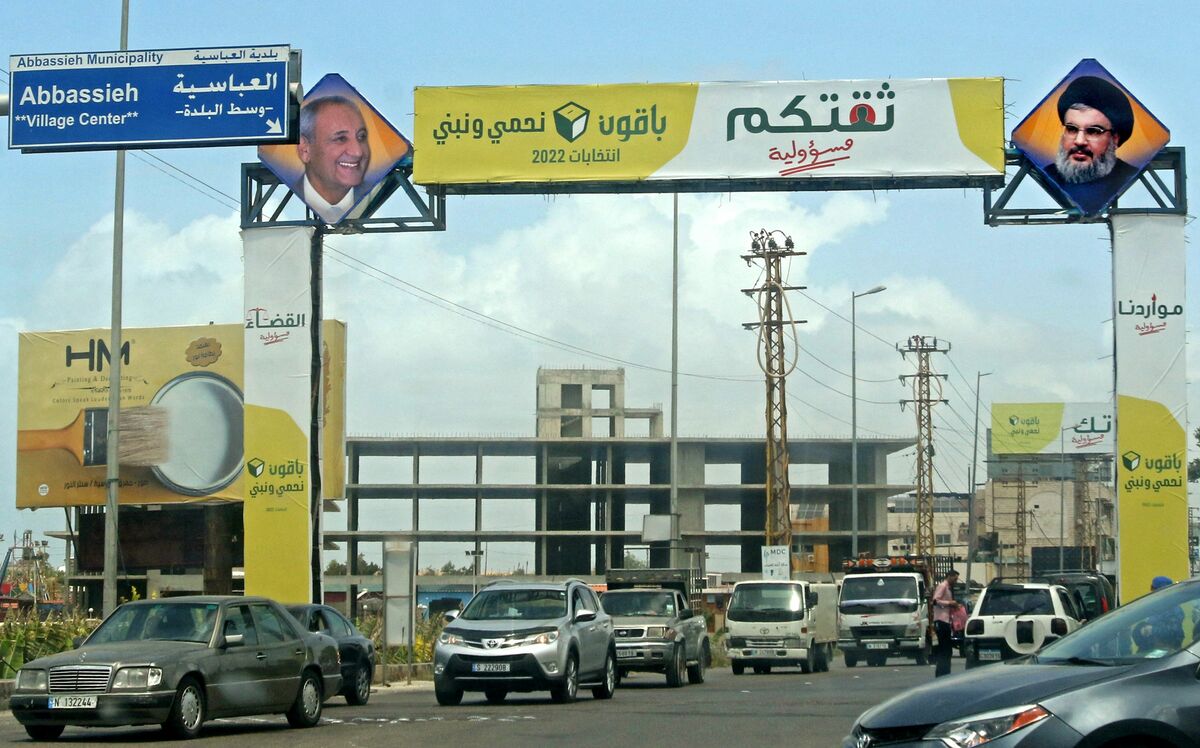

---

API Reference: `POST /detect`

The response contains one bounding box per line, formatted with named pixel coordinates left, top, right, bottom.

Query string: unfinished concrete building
left=329, top=368, right=914, bottom=592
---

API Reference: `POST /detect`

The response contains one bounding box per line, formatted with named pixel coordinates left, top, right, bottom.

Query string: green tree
left=1189, top=426, right=1200, bottom=483
left=621, top=552, right=648, bottom=569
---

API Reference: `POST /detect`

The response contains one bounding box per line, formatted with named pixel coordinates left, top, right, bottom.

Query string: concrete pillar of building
left=740, top=451, right=767, bottom=572
left=674, top=443, right=706, bottom=570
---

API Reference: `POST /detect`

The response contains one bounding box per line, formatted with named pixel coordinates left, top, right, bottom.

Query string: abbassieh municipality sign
left=8, top=45, right=292, bottom=152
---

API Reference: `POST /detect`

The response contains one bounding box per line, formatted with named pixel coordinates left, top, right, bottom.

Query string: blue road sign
left=9, top=45, right=292, bottom=152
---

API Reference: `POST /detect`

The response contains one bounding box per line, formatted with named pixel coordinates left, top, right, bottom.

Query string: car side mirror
left=575, top=608, right=598, bottom=623
left=679, top=609, right=694, bottom=620
left=71, top=636, right=84, bottom=649
left=443, top=610, right=459, bottom=622
left=809, top=591, right=819, bottom=605
left=222, top=633, right=245, bottom=648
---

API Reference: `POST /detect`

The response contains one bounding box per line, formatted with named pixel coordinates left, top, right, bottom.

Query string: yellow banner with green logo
left=414, top=79, right=1004, bottom=187
left=1113, top=215, right=1188, bottom=602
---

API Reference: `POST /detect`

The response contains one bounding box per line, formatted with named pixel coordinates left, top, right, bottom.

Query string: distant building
left=328, top=368, right=913, bottom=611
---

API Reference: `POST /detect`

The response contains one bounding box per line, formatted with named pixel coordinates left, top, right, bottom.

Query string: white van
left=724, top=580, right=837, bottom=674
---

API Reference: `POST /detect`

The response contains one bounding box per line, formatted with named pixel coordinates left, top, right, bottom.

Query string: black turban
left=1057, top=75, right=1134, bottom=144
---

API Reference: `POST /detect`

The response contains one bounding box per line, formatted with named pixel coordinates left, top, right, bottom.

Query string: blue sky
left=2, top=2, right=1196, bottom=572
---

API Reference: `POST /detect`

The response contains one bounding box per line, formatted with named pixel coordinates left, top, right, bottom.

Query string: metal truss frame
left=985, top=147, right=1186, bottom=226
left=239, top=162, right=446, bottom=234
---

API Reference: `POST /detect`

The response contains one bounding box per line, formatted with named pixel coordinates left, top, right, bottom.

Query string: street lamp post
left=966, top=371, right=991, bottom=589
left=1060, top=427, right=1068, bottom=571
left=851, top=285, right=886, bottom=559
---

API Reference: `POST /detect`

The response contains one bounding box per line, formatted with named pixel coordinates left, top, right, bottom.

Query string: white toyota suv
left=963, top=581, right=1083, bottom=668
left=433, top=579, right=616, bottom=705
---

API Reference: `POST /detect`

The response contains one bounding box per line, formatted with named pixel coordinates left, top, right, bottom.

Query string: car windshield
left=840, top=576, right=918, bottom=603
left=461, top=589, right=567, bottom=621
left=979, top=587, right=1053, bottom=616
left=601, top=591, right=676, bottom=617
left=728, top=584, right=804, bottom=622
left=1038, top=581, right=1200, bottom=664
left=88, top=602, right=219, bottom=645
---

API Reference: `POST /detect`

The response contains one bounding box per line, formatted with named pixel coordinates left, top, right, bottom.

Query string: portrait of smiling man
left=1042, top=75, right=1139, bottom=215
left=292, top=95, right=373, bottom=223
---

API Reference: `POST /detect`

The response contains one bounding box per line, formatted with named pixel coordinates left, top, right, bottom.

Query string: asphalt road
left=0, top=657, right=955, bottom=746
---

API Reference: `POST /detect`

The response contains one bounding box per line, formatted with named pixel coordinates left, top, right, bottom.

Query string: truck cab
left=837, top=556, right=933, bottom=668
left=724, top=579, right=837, bottom=675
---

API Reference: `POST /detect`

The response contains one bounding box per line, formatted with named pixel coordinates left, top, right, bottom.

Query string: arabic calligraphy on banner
left=414, top=78, right=1004, bottom=186
left=1112, top=214, right=1189, bottom=600
left=990, top=402, right=1114, bottom=455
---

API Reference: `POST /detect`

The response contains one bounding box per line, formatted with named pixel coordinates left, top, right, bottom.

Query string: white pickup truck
left=724, top=579, right=837, bottom=675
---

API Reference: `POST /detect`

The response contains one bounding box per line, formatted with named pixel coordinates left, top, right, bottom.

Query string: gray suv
left=433, top=579, right=616, bottom=705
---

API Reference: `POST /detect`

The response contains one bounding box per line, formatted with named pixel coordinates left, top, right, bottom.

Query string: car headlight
left=111, top=667, right=163, bottom=690
left=519, top=630, right=559, bottom=646
left=16, top=669, right=47, bottom=692
left=925, top=704, right=1050, bottom=746
left=438, top=632, right=463, bottom=646
left=646, top=626, right=676, bottom=639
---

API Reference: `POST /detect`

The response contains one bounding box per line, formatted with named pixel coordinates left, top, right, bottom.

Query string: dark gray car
left=9, top=596, right=342, bottom=741
left=844, top=578, right=1200, bottom=747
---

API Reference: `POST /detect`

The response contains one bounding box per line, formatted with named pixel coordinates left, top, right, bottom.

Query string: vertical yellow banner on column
left=1112, top=214, right=1188, bottom=602
left=243, top=226, right=316, bottom=603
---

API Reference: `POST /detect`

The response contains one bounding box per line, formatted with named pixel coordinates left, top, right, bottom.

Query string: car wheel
left=666, top=643, right=685, bottom=687
left=435, top=678, right=464, bottom=706
left=485, top=687, right=508, bottom=704
left=687, top=641, right=708, bottom=684
left=162, top=676, right=205, bottom=739
left=345, top=661, right=372, bottom=706
left=285, top=670, right=323, bottom=728
left=24, top=724, right=65, bottom=741
left=592, top=649, right=616, bottom=699
left=731, top=661, right=745, bottom=675
left=815, top=643, right=830, bottom=673
left=550, top=653, right=578, bottom=703
left=916, top=646, right=929, bottom=666
left=844, top=652, right=858, bottom=668
left=616, top=667, right=628, bottom=686
left=799, top=645, right=814, bottom=674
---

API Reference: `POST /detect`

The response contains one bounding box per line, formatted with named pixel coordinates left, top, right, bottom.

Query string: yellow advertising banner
left=242, top=226, right=316, bottom=603
left=414, top=78, right=1004, bottom=187
left=1112, top=215, right=1188, bottom=602
left=15, top=321, right=346, bottom=509
left=990, top=402, right=1114, bottom=455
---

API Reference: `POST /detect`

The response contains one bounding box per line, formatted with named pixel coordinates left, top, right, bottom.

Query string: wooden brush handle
left=17, top=410, right=87, bottom=464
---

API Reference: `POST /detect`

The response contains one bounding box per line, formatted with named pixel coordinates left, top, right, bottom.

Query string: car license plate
left=617, top=650, right=639, bottom=659
left=49, top=695, right=97, bottom=709
left=472, top=662, right=511, bottom=673
left=865, top=641, right=890, bottom=650
left=978, top=649, right=1001, bottom=661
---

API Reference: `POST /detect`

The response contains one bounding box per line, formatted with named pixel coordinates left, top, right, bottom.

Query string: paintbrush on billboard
left=18, top=406, right=170, bottom=467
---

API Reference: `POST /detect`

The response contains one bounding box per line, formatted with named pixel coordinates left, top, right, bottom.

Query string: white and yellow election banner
left=15, top=322, right=345, bottom=509
left=1112, top=214, right=1188, bottom=602
left=414, top=79, right=1003, bottom=187
left=243, top=226, right=316, bottom=603
left=990, top=402, right=1114, bottom=455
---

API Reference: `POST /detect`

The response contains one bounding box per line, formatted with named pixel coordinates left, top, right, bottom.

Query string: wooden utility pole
left=742, top=229, right=805, bottom=551
left=898, top=335, right=949, bottom=558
